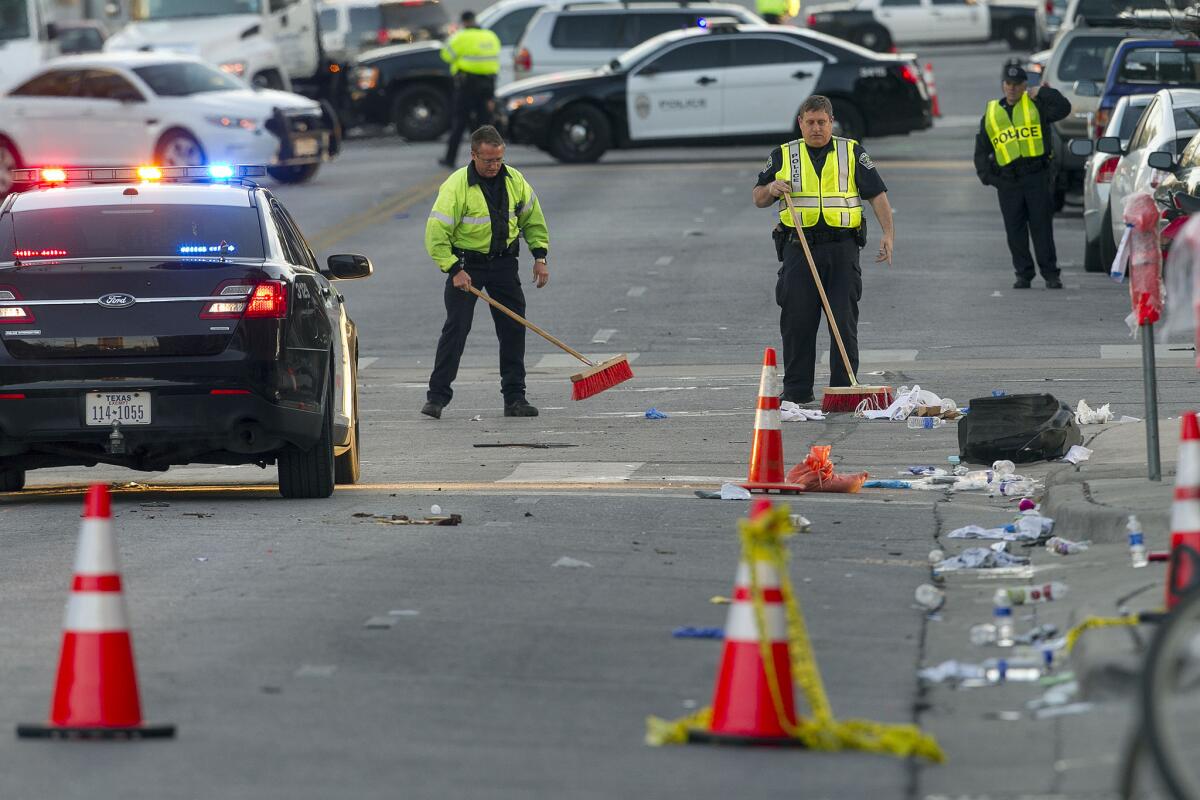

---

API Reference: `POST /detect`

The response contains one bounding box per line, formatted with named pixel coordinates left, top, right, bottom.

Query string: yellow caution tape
left=647, top=503, right=945, bottom=762
left=1063, top=614, right=1143, bottom=653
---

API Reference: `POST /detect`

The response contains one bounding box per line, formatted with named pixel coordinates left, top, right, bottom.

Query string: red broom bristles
left=571, top=357, right=634, bottom=400
left=821, top=387, right=893, bottom=414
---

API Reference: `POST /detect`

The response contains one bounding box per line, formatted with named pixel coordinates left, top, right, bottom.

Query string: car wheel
left=1099, top=206, right=1116, bottom=271
left=155, top=130, right=206, bottom=168
left=828, top=98, right=866, bottom=141
left=277, top=372, right=335, bottom=499
left=391, top=84, right=450, bottom=142
left=0, top=140, right=22, bottom=197
left=252, top=70, right=285, bottom=90
left=850, top=24, right=891, bottom=52
left=267, top=163, right=321, bottom=183
left=1006, top=20, right=1034, bottom=50
left=548, top=104, right=610, bottom=163
left=1053, top=188, right=1066, bottom=213
left=334, top=359, right=361, bottom=485
left=1084, top=229, right=1104, bottom=272
left=0, top=468, right=25, bottom=492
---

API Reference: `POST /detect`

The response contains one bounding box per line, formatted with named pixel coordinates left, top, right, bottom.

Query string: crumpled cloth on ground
left=918, top=660, right=986, bottom=684
left=781, top=401, right=826, bottom=421
left=857, top=385, right=957, bottom=421
left=785, top=445, right=868, bottom=492
left=933, top=547, right=1030, bottom=571
left=645, top=407, right=669, bottom=419
left=948, top=514, right=1053, bottom=542
left=1075, top=400, right=1113, bottom=425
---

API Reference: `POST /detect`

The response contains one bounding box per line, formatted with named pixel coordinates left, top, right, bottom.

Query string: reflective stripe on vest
left=985, top=95, right=1044, bottom=167
left=776, top=136, right=862, bottom=229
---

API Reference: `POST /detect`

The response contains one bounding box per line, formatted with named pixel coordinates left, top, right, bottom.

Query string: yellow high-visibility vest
left=984, top=94, right=1044, bottom=167
left=775, top=137, right=862, bottom=229
left=425, top=165, right=549, bottom=272
left=440, top=27, right=501, bottom=76
left=757, top=0, right=789, bottom=16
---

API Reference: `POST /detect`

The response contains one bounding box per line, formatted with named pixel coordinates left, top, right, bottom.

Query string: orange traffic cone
left=17, top=485, right=175, bottom=739
left=924, top=63, right=941, bottom=118
left=742, top=347, right=800, bottom=493
left=1167, top=412, right=1200, bottom=610
left=689, top=499, right=802, bottom=746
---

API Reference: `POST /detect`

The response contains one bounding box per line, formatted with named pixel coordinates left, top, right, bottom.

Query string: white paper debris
left=780, top=401, right=826, bottom=421
left=934, top=547, right=1031, bottom=571
left=553, top=557, right=594, bottom=568
left=919, top=659, right=986, bottom=684
left=1062, top=445, right=1093, bottom=465
left=1075, top=400, right=1114, bottom=424
left=719, top=482, right=752, bottom=500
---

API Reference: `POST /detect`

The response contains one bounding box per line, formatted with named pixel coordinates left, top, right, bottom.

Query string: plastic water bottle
left=1000, top=582, right=1068, bottom=605
left=983, top=657, right=1042, bottom=683
left=1128, top=515, right=1148, bottom=568
left=992, top=589, right=1015, bottom=647
left=1045, top=536, right=1089, bottom=555
left=997, top=477, right=1036, bottom=497
left=907, top=417, right=946, bottom=429
left=992, top=460, right=1016, bottom=477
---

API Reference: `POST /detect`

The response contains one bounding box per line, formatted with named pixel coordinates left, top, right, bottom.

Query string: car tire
left=1084, top=229, right=1104, bottom=272
left=252, top=70, right=285, bottom=90
left=548, top=104, right=610, bottom=163
left=155, top=130, right=206, bottom=168
left=1053, top=187, right=1066, bottom=213
left=391, top=84, right=450, bottom=141
left=277, top=372, right=336, bottom=499
left=1099, top=206, right=1116, bottom=271
left=334, top=359, right=361, bottom=485
left=1005, top=19, right=1034, bottom=50
left=850, top=24, right=891, bottom=52
left=0, top=468, right=26, bottom=492
left=0, top=139, right=24, bottom=198
left=267, top=163, right=321, bottom=184
left=828, top=98, right=866, bottom=141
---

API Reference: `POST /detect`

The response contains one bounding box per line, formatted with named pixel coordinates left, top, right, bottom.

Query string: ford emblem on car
left=98, top=293, right=136, bottom=309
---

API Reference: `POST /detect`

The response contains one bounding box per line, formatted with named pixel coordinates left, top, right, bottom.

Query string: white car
left=1080, top=93, right=1151, bottom=272
left=476, top=0, right=550, bottom=88
left=0, top=53, right=338, bottom=196
left=1100, top=88, right=1200, bottom=266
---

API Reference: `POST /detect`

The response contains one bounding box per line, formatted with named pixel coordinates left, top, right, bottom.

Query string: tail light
left=1096, top=156, right=1119, bottom=184
left=0, top=287, right=34, bottom=325
left=897, top=64, right=919, bottom=85
left=1162, top=214, right=1188, bottom=254
left=377, top=28, right=389, bottom=44
left=515, top=48, right=531, bottom=73
left=1094, top=107, right=1111, bottom=140
left=1045, top=0, right=1053, bottom=14
left=201, top=280, right=287, bottom=319
left=806, top=13, right=816, bottom=25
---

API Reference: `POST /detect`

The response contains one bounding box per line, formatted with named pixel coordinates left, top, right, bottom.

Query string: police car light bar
left=10, top=165, right=267, bottom=186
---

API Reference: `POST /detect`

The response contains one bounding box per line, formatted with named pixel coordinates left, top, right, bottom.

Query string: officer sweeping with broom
left=752, top=95, right=894, bottom=412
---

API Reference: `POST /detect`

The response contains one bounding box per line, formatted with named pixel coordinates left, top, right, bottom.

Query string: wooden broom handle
left=781, top=192, right=860, bottom=388
left=466, top=284, right=594, bottom=367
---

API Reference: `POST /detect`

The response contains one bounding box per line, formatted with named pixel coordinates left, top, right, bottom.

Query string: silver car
left=1081, top=92, right=1152, bottom=271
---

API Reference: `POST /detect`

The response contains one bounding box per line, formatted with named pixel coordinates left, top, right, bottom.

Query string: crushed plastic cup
left=1045, top=536, right=1089, bottom=555
left=969, top=623, right=998, bottom=646
left=928, top=548, right=946, bottom=565
left=992, top=460, right=1016, bottom=477
left=430, top=504, right=442, bottom=515
left=915, top=584, right=945, bottom=611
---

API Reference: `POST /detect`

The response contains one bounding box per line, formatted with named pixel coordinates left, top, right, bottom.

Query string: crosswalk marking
left=358, top=356, right=379, bottom=370
left=655, top=256, right=673, bottom=266
left=592, top=329, right=616, bottom=344
left=498, top=462, right=644, bottom=483
left=627, top=286, right=647, bottom=297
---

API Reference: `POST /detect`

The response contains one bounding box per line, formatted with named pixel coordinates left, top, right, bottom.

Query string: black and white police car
left=0, top=165, right=371, bottom=498
left=497, top=19, right=932, bottom=162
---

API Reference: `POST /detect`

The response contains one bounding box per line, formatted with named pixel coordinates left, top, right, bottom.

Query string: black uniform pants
left=427, top=257, right=526, bottom=405
left=776, top=237, right=862, bottom=400
left=996, top=169, right=1059, bottom=281
left=443, top=74, right=495, bottom=164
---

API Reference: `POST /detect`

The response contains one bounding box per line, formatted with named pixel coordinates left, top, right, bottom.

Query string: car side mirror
left=1072, top=79, right=1099, bottom=97
left=1097, top=136, right=1123, bottom=155
left=1148, top=150, right=1177, bottom=172
left=1068, top=138, right=1093, bottom=157
left=325, top=253, right=373, bottom=280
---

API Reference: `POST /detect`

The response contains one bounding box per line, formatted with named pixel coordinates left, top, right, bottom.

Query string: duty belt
left=784, top=226, right=856, bottom=246
left=453, top=243, right=518, bottom=265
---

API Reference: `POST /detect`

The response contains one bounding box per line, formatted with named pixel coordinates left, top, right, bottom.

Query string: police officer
left=753, top=95, right=894, bottom=405
left=756, top=0, right=790, bottom=24
left=439, top=11, right=501, bottom=168
left=974, top=63, right=1071, bottom=289
left=423, top=126, right=550, bottom=419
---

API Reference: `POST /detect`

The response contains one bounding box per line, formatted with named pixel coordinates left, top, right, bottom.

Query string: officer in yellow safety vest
left=423, top=126, right=550, bottom=419
left=438, top=10, right=501, bottom=168
left=752, top=95, right=895, bottom=405
left=756, top=0, right=792, bottom=24
left=974, top=62, right=1071, bottom=289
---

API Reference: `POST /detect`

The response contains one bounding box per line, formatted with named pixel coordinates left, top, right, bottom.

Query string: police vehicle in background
left=806, top=0, right=1046, bottom=53
left=497, top=19, right=932, bottom=162
left=0, top=165, right=371, bottom=498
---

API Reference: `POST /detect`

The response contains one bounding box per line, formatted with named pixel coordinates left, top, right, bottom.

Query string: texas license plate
left=85, top=391, right=151, bottom=426
left=293, top=136, right=319, bottom=157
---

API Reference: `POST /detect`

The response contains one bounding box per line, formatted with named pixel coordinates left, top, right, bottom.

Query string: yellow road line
left=307, top=174, right=446, bottom=251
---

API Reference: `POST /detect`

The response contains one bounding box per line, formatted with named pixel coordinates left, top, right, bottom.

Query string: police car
left=496, top=20, right=932, bottom=162
left=0, top=165, right=371, bottom=498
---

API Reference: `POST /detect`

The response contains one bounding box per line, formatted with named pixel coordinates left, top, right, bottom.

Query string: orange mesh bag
left=785, top=446, right=868, bottom=493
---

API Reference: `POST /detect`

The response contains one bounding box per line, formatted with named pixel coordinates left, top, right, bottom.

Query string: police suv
left=496, top=20, right=932, bottom=162
left=0, top=165, right=370, bottom=498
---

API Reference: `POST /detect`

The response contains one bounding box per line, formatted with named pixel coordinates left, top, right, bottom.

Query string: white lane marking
left=592, top=329, right=616, bottom=344
left=655, top=256, right=673, bottom=266
left=358, top=356, right=379, bottom=370
left=295, top=664, right=338, bottom=678
left=534, top=352, right=638, bottom=369
left=1101, top=345, right=1195, bottom=360
left=627, top=286, right=647, bottom=298
left=499, top=462, right=644, bottom=483
left=820, top=349, right=918, bottom=364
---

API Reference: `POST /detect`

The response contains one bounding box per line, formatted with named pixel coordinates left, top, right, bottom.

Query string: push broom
left=781, top=192, right=893, bottom=413
left=467, top=286, right=633, bottom=400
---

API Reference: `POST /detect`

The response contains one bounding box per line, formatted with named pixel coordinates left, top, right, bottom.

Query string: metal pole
left=1142, top=321, right=1162, bottom=482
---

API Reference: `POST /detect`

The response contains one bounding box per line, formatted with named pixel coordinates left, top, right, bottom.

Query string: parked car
left=477, top=0, right=553, bottom=87
left=347, top=41, right=453, bottom=140
left=319, top=0, right=452, bottom=63
left=1079, top=37, right=1200, bottom=136
left=0, top=53, right=340, bottom=194
left=1076, top=92, right=1152, bottom=270
left=512, top=1, right=763, bottom=81
left=1149, top=131, right=1200, bottom=256
left=804, top=0, right=1046, bottom=53
left=1055, top=0, right=1191, bottom=38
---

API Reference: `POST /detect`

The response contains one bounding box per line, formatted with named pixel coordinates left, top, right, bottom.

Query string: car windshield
left=1174, top=104, right=1200, bottom=130
left=614, top=32, right=690, bottom=70
left=1056, top=35, right=1123, bottom=83
left=1074, top=0, right=1180, bottom=20
left=132, top=62, right=244, bottom=96
left=0, top=204, right=266, bottom=261
left=349, top=6, right=383, bottom=41
left=318, top=7, right=337, bottom=30
left=0, top=0, right=31, bottom=43
left=132, top=0, right=261, bottom=20
left=1118, top=47, right=1200, bottom=86
left=380, top=1, right=447, bottom=29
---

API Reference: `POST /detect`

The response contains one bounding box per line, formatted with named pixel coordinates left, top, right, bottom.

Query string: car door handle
left=792, top=70, right=813, bottom=79
left=696, top=76, right=717, bottom=85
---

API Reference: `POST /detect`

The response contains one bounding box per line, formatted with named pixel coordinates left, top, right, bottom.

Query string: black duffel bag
left=958, top=393, right=1082, bottom=464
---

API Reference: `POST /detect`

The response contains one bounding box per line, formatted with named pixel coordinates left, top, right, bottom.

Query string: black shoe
left=780, top=392, right=815, bottom=404
left=1045, top=278, right=1063, bottom=289
left=1012, top=278, right=1032, bottom=289
left=421, top=401, right=443, bottom=419
left=504, top=399, right=539, bottom=417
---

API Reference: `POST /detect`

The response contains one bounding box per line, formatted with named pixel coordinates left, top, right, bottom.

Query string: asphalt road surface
left=0, top=41, right=1187, bottom=800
